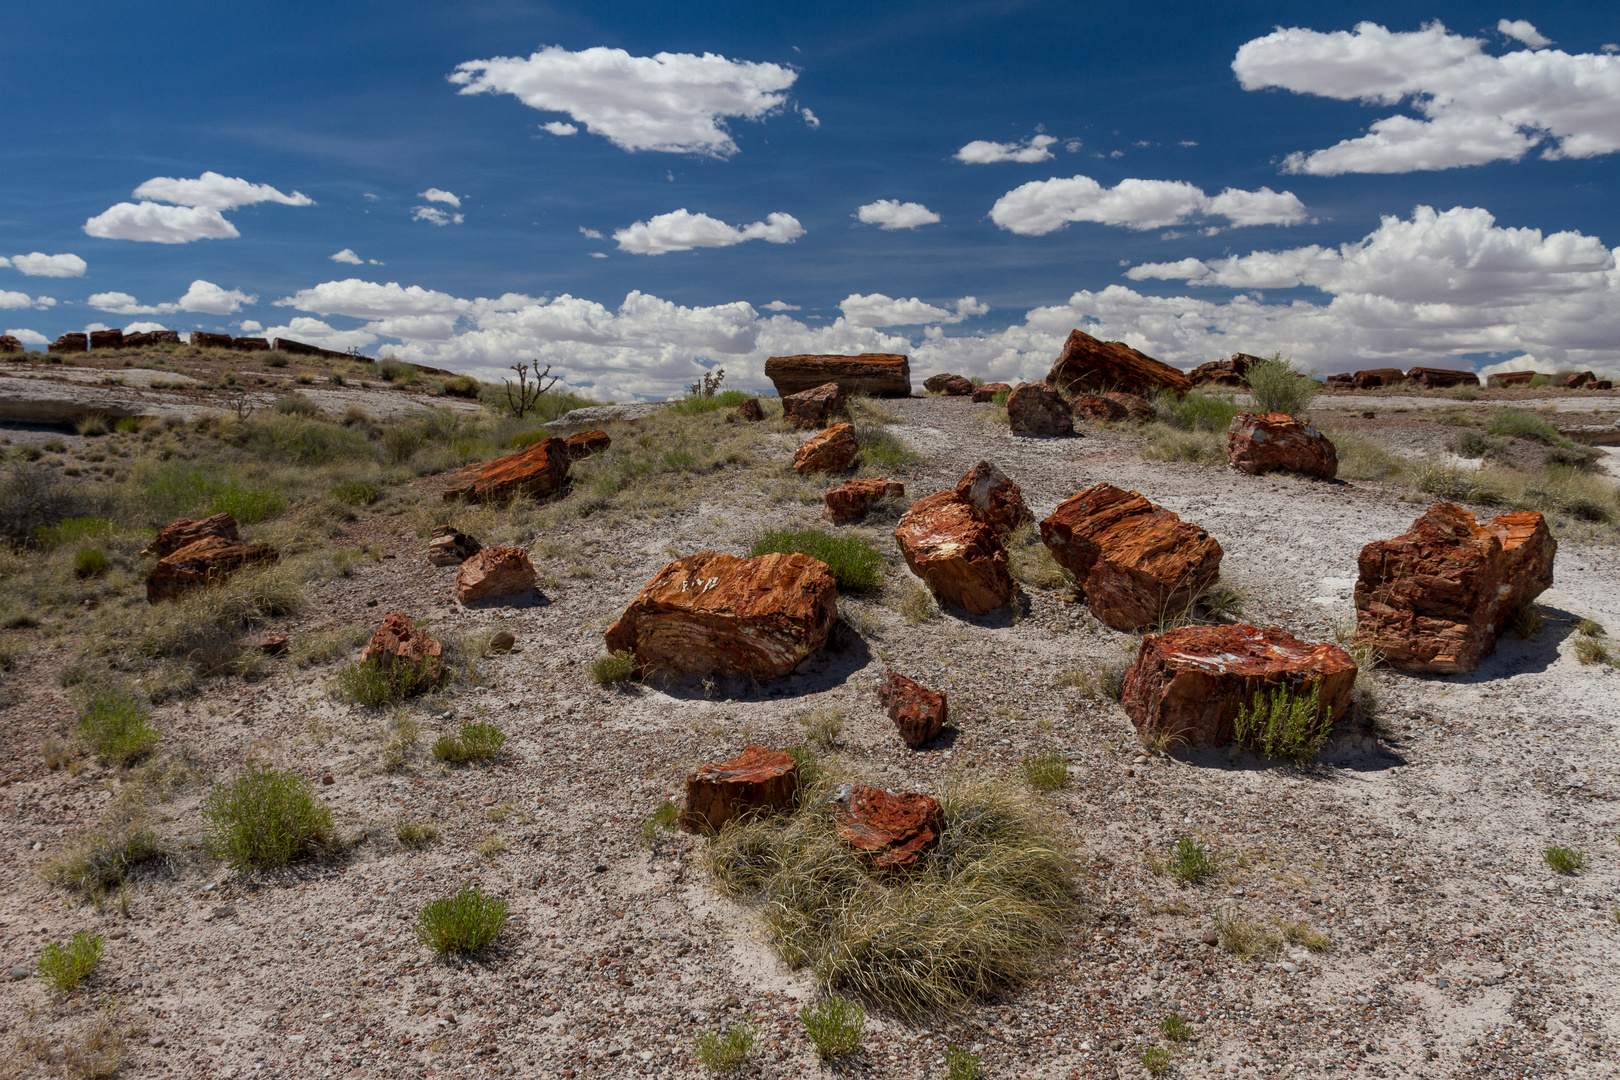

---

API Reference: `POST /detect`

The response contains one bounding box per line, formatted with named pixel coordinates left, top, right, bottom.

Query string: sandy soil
left=1, top=392, right=1617, bottom=1080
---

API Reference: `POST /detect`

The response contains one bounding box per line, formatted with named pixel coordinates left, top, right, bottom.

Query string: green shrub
left=272, top=393, right=319, bottom=416
left=396, top=820, right=440, bottom=849
left=640, top=800, right=680, bottom=846
left=202, top=765, right=334, bottom=870
left=74, top=547, right=109, bottom=577
left=76, top=413, right=111, bottom=437
left=78, top=688, right=160, bottom=765
left=139, top=464, right=285, bottom=524
left=262, top=352, right=290, bottom=369
left=1022, top=750, right=1067, bottom=791
left=1232, top=681, right=1330, bottom=763
left=1488, top=408, right=1563, bottom=444
left=442, top=375, right=480, bottom=398
left=1544, top=846, right=1587, bottom=875
left=377, top=358, right=415, bottom=383
left=46, top=813, right=163, bottom=897
left=1152, top=390, right=1239, bottom=432
left=694, top=1023, right=755, bottom=1072
left=432, top=722, right=506, bottom=763
left=990, top=390, right=1010, bottom=407
left=0, top=463, right=94, bottom=545
left=1165, top=837, right=1215, bottom=884
left=416, top=883, right=508, bottom=955
left=589, top=651, right=636, bottom=685
left=800, top=995, right=865, bottom=1059
left=668, top=389, right=750, bottom=416
left=855, top=428, right=920, bottom=469
left=1160, top=1013, right=1194, bottom=1042
left=38, top=931, right=103, bottom=992
left=245, top=414, right=370, bottom=465
left=1244, top=353, right=1319, bottom=416
left=329, top=480, right=381, bottom=506
left=1545, top=443, right=1601, bottom=470
left=336, top=656, right=444, bottom=706
left=944, top=1047, right=984, bottom=1080
left=33, top=515, right=114, bottom=548
left=1141, top=1045, right=1173, bottom=1077
left=114, top=416, right=141, bottom=433
left=750, top=528, right=883, bottom=591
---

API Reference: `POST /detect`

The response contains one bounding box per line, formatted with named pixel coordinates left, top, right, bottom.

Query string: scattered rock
left=1189, top=354, right=1257, bottom=387
left=604, top=551, right=839, bottom=679
left=1407, top=367, right=1479, bottom=388
left=1325, top=373, right=1355, bottom=390
left=443, top=438, right=571, bottom=503
left=1006, top=382, right=1073, bottom=437
left=140, top=512, right=240, bottom=558
left=88, top=329, right=124, bottom=350
left=971, top=381, right=1011, bottom=403
left=833, top=784, right=942, bottom=869
left=190, top=331, right=234, bottom=349
left=954, top=460, right=1033, bottom=538
left=234, top=632, right=289, bottom=655
left=678, top=745, right=799, bottom=833
left=736, top=398, right=765, bottom=422
left=1226, top=412, right=1338, bottom=480
left=924, top=373, right=973, bottom=396
left=1486, top=370, right=1538, bottom=388
left=0, top=335, right=22, bottom=353
left=1070, top=395, right=1128, bottom=423
left=321, top=773, right=335, bottom=785
left=793, top=422, right=858, bottom=474
left=1353, top=503, right=1556, bottom=673
left=360, top=612, right=444, bottom=687
left=1045, top=328, right=1192, bottom=396
left=878, top=671, right=947, bottom=746
left=50, top=332, right=87, bottom=353
left=427, top=525, right=482, bottom=566
left=824, top=477, right=905, bottom=524
left=564, top=429, right=611, bottom=461
left=894, top=490, right=1017, bottom=614
left=456, top=547, right=538, bottom=602
left=781, top=381, right=847, bottom=429
left=763, top=353, right=911, bottom=397
left=9, top=966, right=30, bottom=980
left=146, top=536, right=279, bottom=604
left=1561, top=370, right=1597, bottom=389
left=233, top=336, right=270, bottom=351
left=1039, top=482, right=1223, bottom=631
left=1121, top=623, right=1358, bottom=748
left=1353, top=368, right=1406, bottom=389
left=489, top=630, right=516, bottom=653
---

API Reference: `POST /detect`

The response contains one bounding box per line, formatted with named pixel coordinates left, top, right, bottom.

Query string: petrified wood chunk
left=442, top=438, right=571, bottom=503
left=141, top=512, right=240, bottom=558
left=736, top=398, right=765, bottom=422
left=833, top=784, right=943, bottom=870
left=1406, top=367, right=1479, bottom=388
left=1006, top=382, right=1073, bottom=437
left=1352, top=368, right=1405, bottom=389
left=1121, top=623, right=1358, bottom=748
left=455, top=546, right=537, bottom=602
left=1226, top=412, right=1338, bottom=480
left=191, top=331, right=234, bottom=349
left=50, top=333, right=87, bottom=353
left=564, top=429, right=611, bottom=460
left=1045, top=328, right=1191, bottom=396
left=1104, top=391, right=1154, bottom=424
left=893, top=491, right=1016, bottom=615
left=1039, top=482, right=1223, bottom=631
left=781, top=381, right=846, bottom=429
left=679, top=745, right=799, bottom=834
left=764, top=353, right=911, bottom=397
left=824, top=477, right=905, bottom=524
left=793, top=422, right=858, bottom=474
left=971, top=381, right=1011, bottom=403
left=0, top=335, right=22, bottom=353
left=604, top=551, right=838, bottom=680
left=427, top=525, right=482, bottom=566
left=232, top=337, right=270, bottom=351
left=145, top=536, right=278, bottom=604
left=954, top=460, right=1032, bottom=539
left=878, top=671, right=947, bottom=747
left=924, top=373, right=973, bottom=396
left=1070, top=395, right=1128, bottom=423
left=360, top=611, right=443, bottom=688
left=88, top=329, right=124, bottom=350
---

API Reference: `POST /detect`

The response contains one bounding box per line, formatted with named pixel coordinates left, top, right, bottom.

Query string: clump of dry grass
left=44, top=809, right=165, bottom=899
left=1005, top=521, right=1070, bottom=590
left=706, top=762, right=1081, bottom=1017
left=1214, top=912, right=1282, bottom=960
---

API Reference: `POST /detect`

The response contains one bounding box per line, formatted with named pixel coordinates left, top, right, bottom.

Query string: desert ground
left=1, top=344, right=1617, bottom=1080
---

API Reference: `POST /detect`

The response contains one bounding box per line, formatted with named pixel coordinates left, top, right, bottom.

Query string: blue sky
left=3, top=1, right=1619, bottom=398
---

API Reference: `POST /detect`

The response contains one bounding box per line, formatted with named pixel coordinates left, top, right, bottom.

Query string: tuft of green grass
left=78, top=687, right=160, bottom=766
left=336, top=655, right=444, bottom=706
left=855, top=427, right=920, bottom=470
left=1488, top=408, right=1564, bottom=445
left=1006, top=521, right=1070, bottom=590
left=73, top=547, right=109, bottom=578
left=668, top=389, right=751, bottom=416
left=589, top=650, right=636, bottom=685
left=45, top=814, right=164, bottom=897
left=694, top=1022, right=755, bottom=1073
left=1279, top=920, right=1333, bottom=953
left=1244, top=352, right=1319, bottom=417
left=944, top=1047, right=984, bottom=1080
left=1140, top=1044, right=1173, bottom=1077
left=1160, top=1013, right=1194, bottom=1042
left=1152, top=389, right=1240, bottom=431
left=1231, top=681, right=1330, bottom=763
left=1139, top=423, right=1226, bottom=465
left=1510, top=601, right=1544, bottom=640
left=396, top=820, right=440, bottom=849
left=329, top=480, right=381, bottom=506
left=897, top=583, right=935, bottom=625
left=797, top=707, right=845, bottom=749
left=800, top=995, right=865, bottom=1060
left=201, top=765, right=334, bottom=870
left=640, top=800, right=680, bottom=847
left=432, top=721, right=506, bottom=763
left=38, top=931, right=104, bottom=992
left=1022, top=750, right=1067, bottom=791
left=750, top=527, right=884, bottom=591
left=1165, top=837, right=1215, bottom=884
left=416, top=883, right=508, bottom=955
left=1544, top=846, right=1587, bottom=875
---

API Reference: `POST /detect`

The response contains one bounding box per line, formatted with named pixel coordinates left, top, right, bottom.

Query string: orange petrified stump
left=1226, top=412, right=1338, bottom=480
left=679, top=745, right=799, bottom=834
left=833, top=784, right=943, bottom=870
left=878, top=671, right=947, bottom=747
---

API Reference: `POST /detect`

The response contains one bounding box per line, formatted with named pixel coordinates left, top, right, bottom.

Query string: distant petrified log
left=233, top=337, right=270, bottom=351
left=427, top=525, right=482, bottom=566
left=50, top=333, right=87, bottom=353
left=442, top=438, right=571, bottom=503
left=1045, top=328, right=1191, bottom=396
left=88, top=329, right=124, bottom=350
left=191, top=331, right=234, bottom=349
left=1352, top=368, right=1405, bottom=389
left=764, top=353, right=911, bottom=397
left=564, top=429, right=611, bottom=460
left=0, top=335, right=22, bottom=353
left=736, top=397, right=766, bottom=422
left=924, top=373, right=973, bottom=396
left=971, top=381, right=1011, bottom=403
left=781, top=381, right=846, bottom=429
left=1406, top=367, right=1479, bottom=389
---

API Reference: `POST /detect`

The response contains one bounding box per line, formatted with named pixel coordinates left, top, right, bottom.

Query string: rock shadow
left=651, top=617, right=874, bottom=703
left=937, top=592, right=1032, bottom=627
left=1440, top=601, right=1581, bottom=682
left=457, top=588, right=552, bottom=611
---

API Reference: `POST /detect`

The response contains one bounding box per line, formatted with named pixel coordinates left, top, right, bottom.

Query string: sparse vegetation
left=1160, top=1013, right=1194, bottom=1042
left=750, top=528, right=884, bottom=591
left=202, top=764, right=334, bottom=870
left=45, top=813, right=163, bottom=898
left=432, top=721, right=506, bottom=763
left=38, top=931, right=104, bottom=992
left=337, top=655, right=444, bottom=706
left=1153, top=389, right=1240, bottom=432
left=1055, top=657, right=1129, bottom=701
left=640, top=800, right=680, bottom=846
left=944, top=1046, right=984, bottom=1080
left=1244, top=352, right=1319, bottom=417
left=589, top=650, right=636, bottom=685
left=797, top=707, right=845, bottom=748
left=1214, top=913, right=1282, bottom=960
left=800, top=995, right=866, bottom=1060
left=1006, top=520, right=1070, bottom=590
left=74, top=546, right=109, bottom=577
left=1231, top=681, right=1330, bottom=763
left=330, top=479, right=381, bottom=505
left=1544, top=845, right=1587, bottom=875
left=416, top=883, right=508, bottom=955
left=77, top=685, right=160, bottom=765
left=1487, top=408, right=1564, bottom=445
left=1510, top=600, right=1544, bottom=640
left=897, top=583, right=936, bottom=625
left=1575, top=619, right=1612, bottom=665
left=1022, top=749, right=1067, bottom=791
left=694, top=1022, right=755, bottom=1073
left=1279, top=920, right=1333, bottom=952
left=1140, top=1044, right=1173, bottom=1076
left=396, top=820, right=440, bottom=848
left=854, top=426, right=920, bottom=470
left=1165, top=837, right=1215, bottom=884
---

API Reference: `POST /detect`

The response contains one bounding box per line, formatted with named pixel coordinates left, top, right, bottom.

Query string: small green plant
left=694, top=1022, right=755, bottom=1073
left=1165, top=837, right=1215, bottom=884
left=797, top=707, right=844, bottom=748
left=589, top=650, right=636, bottom=685
left=1140, top=1044, right=1173, bottom=1077
left=202, top=765, right=334, bottom=870
left=432, top=721, right=506, bottom=763
left=78, top=687, right=160, bottom=766
left=416, top=883, right=508, bottom=955
left=640, top=800, right=680, bottom=846
left=336, top=656, right=444, bottom=706
left=396, top=820, right=440, bottom=848
left=898, top=583, right=935, bottom=625
left=944, top=1046, right=984, bottom=1080
left=1022, top=749, right=1067, bottom=791
left=1575, top=635, right=1611, bottom=665
left=38, top=931, right=104, bottom=992
left=1544, top=846, right=1587, bottom=875
left=1152, top=389, right=1239, bottom=431
left=750, top=528, right=884, bottom=591
left=800, top=995, right=865, bottom=1060
left=1160, top=1013, right=1194, bottom=1042
left=74, top=547, right=109, bottom=578
left=46, top=816, right=163, bottom=897
left=1055, top=660, right=1128, bottom=701
left=272, top=393, right=319, bottom=416
left=1244, top=352, right=1319, bottom=417
left=1487, top=408, right=1563, bottom=444
left=855, top=428, right=920, bottom=469
left=330, top=480, right=381, bottom=506
left=1231, top=681, right=1330, bottom=763
left=1510, top=601, right=1544, bottom=640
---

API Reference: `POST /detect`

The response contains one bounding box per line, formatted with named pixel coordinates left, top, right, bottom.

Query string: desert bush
left=32, top=515, right=115, bottom=548
left=694, top=1023, right=755, bottom=1072
left=202, top=764, right=334, bottom=870
left=78, top=686, right=160, bottom=765
left=74, top=547, right=109, bottom=577
left=38, top=931, right=104, bottom=992
left=750, top=528, right=884, bottom=591
left=1544, top=846, right=1587, bottom=874
left=589, top=650, right=636, bottom=685
left=293, top=623, right=367, bottom=667
left=0, top=463, right=94, bottom=545
left=1454, top=430, right=1508, bottom=459
left=377, top=357, right=415, bottom=383
left=417, top=883, right=508, bottom=955
left=1165, top=837, right=1215, bottom=884
left=800, top=995, right=865, bottom=1059
left=1545, top=443, right=1601, bottom=471
left=138, top=463, right=285, bottom=525
left=1279, top=920, right=1333, bottom=952
left=1022, top=750, right=1067, bottom=791
left=245, top=414, right=370, bottom=466
left=1327, top=430, right=1407, bottom=481
left=1152, top=389, right=1239, bottom=432
left=1160, top=1013, right=1194, bottom=1042
left=944, top=1047, right=984, bottom=1080
left=1244, top=353, right=1319, bottom=416
left=707, top=765, right=1080, bottom=1017
left=797, top=707, right=845, bottom=748
left=855, top=426, right=920, bottom=470
left=1488, top=408, right=1563, bottom=444
left=138, top=559, right=306, bottom=667
left=261, top=351, right=291, bottom=368
left=76, top=413, right=111, bottom=437
left=1140, top=1045, right=1173, bottom=1076
left=337, top=656, right=444, bottom=706
left=432, top=721, right=506, bottom=763
left=442, top=375, right=480, bottom=398
left=669, top=389, right=750, bottom=416
left=46, top=812, right=164, bottom=898
left=272, top=393, right=319, bottom=416
left=1232, top=681, right=1329, bottom=763
left=329, top=480, right=381, bottom=506
left=1139, top=423, right=1225, bottom=465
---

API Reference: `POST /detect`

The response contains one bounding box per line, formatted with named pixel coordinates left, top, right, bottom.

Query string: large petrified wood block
left=894, top=491, right=1016, bottom=615
left=679, top=745, right=799, bottom=833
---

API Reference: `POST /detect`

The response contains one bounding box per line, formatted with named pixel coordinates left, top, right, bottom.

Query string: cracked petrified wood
left=833, top=784, right=943, bottom=870
left=1226, top=412, right=1338, bottom=480
left=141, top=512, right=240, bottom=558
left=427, top=525, right=482, bottom=566
left=679, top=745, right=799, bottom=834
left=1006, top=382, right=1072, bottom=437
left=442, top=437, right=570, bottom=503
left=1044, top=328, right=1191, bottom=396
left=764, top=353, right=911, bottom=397
left=781, top=381, right=846, bottom=429
left=145, top=536, right=278, bottom=604
left=604, top=551, right=838, bottom=679
left=823, top=477, right=905, bottom=524
left=894, top=491, right=1016, bottom=615
left=1121, top=623, right=1358, bottom=748
left=1353, top=503, right=1555, bottom=673
left=360, top=612, right=444, bottom=688
left=954, top=460, right=1032, bottom=539
left=455, top=546, right=537, bottom=602
left=793, top=422, right=858, bottom=475
left=564, top=429, right=611, bottom=460
left=1039, top=482, right=1222, bottom=631
left=878, top=671, right=947, bottom=747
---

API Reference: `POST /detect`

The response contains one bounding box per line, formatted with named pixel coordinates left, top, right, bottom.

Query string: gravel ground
left=2, top=394, right=1617, bottom=1080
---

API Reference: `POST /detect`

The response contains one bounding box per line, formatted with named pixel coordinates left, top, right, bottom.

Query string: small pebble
left=9, top=966, right=29, bottom=980
left=322, top=774, right=335, bottom=785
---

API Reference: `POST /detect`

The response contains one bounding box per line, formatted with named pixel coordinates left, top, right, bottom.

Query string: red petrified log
left=971, top=381, right=1011, bottom=403
left=878, top=671, right=947, bottom=746
left=1407, top=367, right=1479, bottom=388
left=564, top=429, right=611, bottom=460
left=1045, top=328, right=1192, bottom=396
left=736, top=398, right=765, bottom=422
left=1006, top=382, right=1073, bottom=436
left=764, top=354, right=911, bottom=397
left=893, top=491, right=1016, bottom=614
left=191, top=331, right=233, bottom=349
left=1352, top=368, right=1406, bottom=389
left=442, top=438, right=571, bottom=503
left=427, top=525, right=482, bottom=566
left=140, top=512, right=240, bottom=558
left=360, top=611, right=444, bottom=688
left=145, top=536, right=278, bottom=604
left=834, top=785, right=943, bottom=869
left=954, top=460, right=1032, bottom=538
left=781, top=381, right=847, bottom=429
left=50, top=333, right=87, bottom=353
left=1226, top=412, right=1338, bottom=480
left=88, top=329, right=124, bottom=350
left=455, top=546, right=537, bottom=602
left=793, top=422, right=858, bottom=474
left=823, top=477, right=905, bottom=524
left=924, top=373, right=973, bottom=396
left=679, top=745, right=799, bottom=834
left=0, top=335, right=22, bottom=353
left=1120, top=623, right=1358, bottom=747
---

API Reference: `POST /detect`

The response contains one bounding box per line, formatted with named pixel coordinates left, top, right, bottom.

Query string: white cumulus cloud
left=450, top=46, right=798, bottom=156
left=132, top=171, right=312, bottom=210
left=412, top=206, right=464, bottom=226
left=238, top=320, right=262, bottom=333
left=419, top=188, right=462, bottom=208
left=762, top=300, right=800, bottom=311
left=1498, top=19, right=1552, bottom=49
left=991, top=176, right=1305, bottom=234
left=840, top=294, right=987, bottom=327
left=330, top=249, right=364, bottom=264
left=9, top=252, right=87, bottom=277
left=4, top=328, right=48, bottom=345
left=275, top=279, right=471, bottom=319
left=258, top=317, right=378, bottom=352
left=543, top=121, right=578, bottom=136
left=801, top=107, right=819, bottom=129
left=0, top=291, right=35, bottom=309
left=613, top=209, right=804, bottom=255
left=1233, top=20, right=1620, bottom=174
left=955, top=134, right=1058, bottom=164
left=83, top=203, right=239, bottom=244
left=855, top=200, right=941, bottom=230
left=86, top=280, right=256, bottom=316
